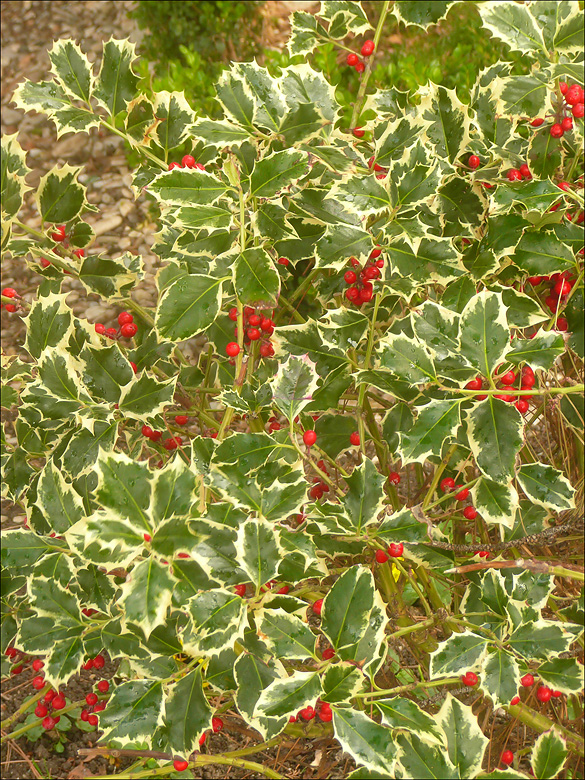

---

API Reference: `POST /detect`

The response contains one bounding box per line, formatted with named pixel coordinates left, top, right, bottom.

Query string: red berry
left=440, top=477, right=455, bottom=492
left=359, top=287, right=373, bottom=303
left=260, top=342, right=275, bottom=358
left=32, top=659, right=44, bottom=672
left=355, top=61, right=365, bottom=74
left=309, top=484, right=323, bottom=500
left=35, top=703, right=48, bottom=718
left=499, top=370, right=516, bottom=386
left=322, top=648, right=335, bottom=660
left=312, top=599, right=323, bottom=616
left=388, top=471, right=401, bottom=485
left=212, top=716, right=224, bottom=733
left=560, top=81, right=569, bottom=95
left=93, top=655, right=105, bottom=670
left=519, top=163, right=531, bottom=179
left=118, top=311, right=133, bottom=326
left=228, top=306, right=238, bottom=321
left=318, top=702, right=333, bottom=722
left=97, top=680, right=110, bottom=693
left=303, top=430, right=317, bottom=447
left=142, top=425, right=154, bottom=438
left=530, top=117, right=544, bottom=127
left=388, top=542, right=404, bottom=558
left=361, top=39, right=375, bottom=57
left=2, top=287, right=17, bottom=298
left=120, top=322, right=137, bottom=338
left=572, top=102, right=584, bottom=118
left=260, top=317, right=274, bottom=332
left=527, top=276, right=542, bottom=286
left=515, top=399, right=529, bottom=414
left=375, top=549, right=389, bottom=564
left=550, top=123, right=564, bottom=138
left=248, top=314, right=262, bottom=327
left=545, top=295, right=559, bottom=312
left=556, top=317, right=568, bottom=331
left=554, top=279, right=572, bottom=296
left=463, top=506, right=477, bottom=520
left=345, top=286, right=359, bottom=302
left=352, top=127, right=365, bottom=138
left=182, top=154, right=196, bottom=168
left=72, top=248, right=85, bottom=259
left=199, top=732, right=207, bottom=746
left=226, top=342, right=240, bottom=357
left=462, top=671, right=478, bottom=686
left=234, top=584, right=246, bottom=597
left=32, top=675, right=45, bottom=690
left=175, top=415, right=189, bottom=426
left=247, top=327, right=261, bottom=341
left=370, top=246, right=382, bottom=259
left=565, top=84, right=584, bottom=105
left=42, top=716, right=56, bottom=730
left=86, top=692, right=98, bottom=706
left=289, top=715, right=297, bottom=723
left=168, top=162, right=181, bottom=170
left=344, top=270, right=357, bottom=284
left=300, top=705, right=315, bottom=721
left=551, top=690, right=562, bottom=698
left=277, top=585, right=290, bottom=594
left=143, top=533, right=152, bottom=544
left=561, top=117, right=573, bottom=132
left=52, top=695, right=66, bottom=709
left=455, top=486, right=469, bottom=501
left=163, top=436, right=182, bottom=451
left=468, top=154, right=480, bottom=169
left=349, top=256, right=360, bottom=268
left=537, top=685, right=552, bottom=702
left=174, top=760, right=189, bottom=772
left=507, top=169, right=523, bottom=181
left=350, top=432, right=360, bottom=446
left=80, top=709, right=90, bottom=722
left=277, top=257, right=290, bottom=266
left=130, top=361, right=138, bottom=374
left=88, top=714, right=99, bottom=726
left=150, top=430, right=162, bottom=442
left=95, top=323, right=106, bottom=335
left=40, top=258, right=51, bottom=268
left=45, top=689, right=56, bottom=702
left=558, top=181, right=571, bottom=192
left=521, top=673, right=534, bottom=687
left=510, top=696, right=520, bottom=706
left=347, top=52, right=359, bottom=66
left=465, top=377, right=483, bottom=391
left=51, top=225, right=66, bottom=242
left=501, top=750, right=514, bottom=766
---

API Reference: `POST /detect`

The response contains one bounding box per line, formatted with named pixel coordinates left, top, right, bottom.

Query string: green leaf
left=48, top=39, right=93, bottom=102
left=151, top=90, right=196, bottom=152
left=155, top=274, right=224, bottom=342
left=321, top=566, right=374, bottom=653
left=118, top=558, right=176, bottom=639
left=508, top=620, right=572, bottom=661
left=1, top=530, right=52, bottom=571
left=78, top=252, right=145, bottom=300
left=151, top=458, right=197, bottom=524
left=429, top=631, right=488, bottom=677
left=471, top=478, right=519, bottom=528
left=532, top=729, right=567, bottom=780
left=314, top=412, right=362, bottom=460
left=398, top=399, right=462, bottom=465
left=257, top=608, right=317, bottom=660
left=527, top=126, right=562, bottom=179
left=161, top=667, right=212, bottom=756
left=234, top=247, right=280, bottom=309
left=255, top=670, right=321, bottom=718
left=478, top=1, right=547, bottom=54
left=149, top=168, right=229, bottom=206
left=45, top=633, right=85, bottom=688
left=315, top=224, right=374, bottom=270
left=249, top=150, right=309, bottom=198
left=23, top=293, right=74, bottom=360
left=537, top=657, right=585, bottom=695
left=419, top=83, right=470, bottom=163
left=513, top=232, right=574, bottom=276
left=553, top=7, right=584, bottom=54
left=36, top=164, right=85, bottom=223
left=459, top=291, right=510, bottom=378
left=497, top=74, right=551, bottom=118
left=98, top=680, right=163, bottom=747
left=393, top=1, right=459, bottom=30
left=270, top=354, right=320, bottom=422
left=235, top=653, right=287, bottom=738
left=35, top=460, right=85, bottom=534
left=78, top=344, right=134, bottom=403
left=93, top=37, right=139, bottom=116
left=29, top=576, right=82, bottom=626
left=516, top=463, right=575, bottom=511
left=392, top=142, right=441, bottom=209
left=466, top=399, right=524, bottom=485
left=436, top=693, right=489, bottom=777
left=183, top=589, right=248, bottom=657
left=333, top=708, right=397, bottom=775
left=438, top=178, right=486, bottom=235
left=321, top=664, right=365, bottom=703
left=287, top=12, right=326, bottom=57
left=492, top=180, right=562, bottom=215
left=480, top=648, right=521, bottom=708
left=506, top=331, right=565, bottom=371
left=327, top=175, right=391, bottom=217
left=342, top=457, right=387, bottom=533
left=216, top=67, right=256, bottom=130
left=191, top=117, right=251, bottom=146
left=376, top=697, right=444, bottom=745
left=377, top=332, right=436, bottom=385
left=119, top=372, right=177, bottom=420
left=387, top=238, right=465, bottom=286
left=235, top=518, right=282, bottom=589
left=396, top=732, right=459, bottom=779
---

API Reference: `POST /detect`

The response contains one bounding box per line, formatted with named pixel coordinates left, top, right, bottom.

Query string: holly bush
left=1, top=1, right=584, bottom=778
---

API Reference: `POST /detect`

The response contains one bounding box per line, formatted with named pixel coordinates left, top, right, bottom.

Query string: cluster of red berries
left=226, top=306, right=275, bottom=360
left=234, top=581, right=289, bottom=597
left=440, top=477, right=483, bottom=528
left=344, top=247, right=383, bottom=307
left=375, top=542, right=404, bottom=563
left=289, top=700, right=333, bottom=724
left=95, top=310, right=138, bottom=340
left=463, top=363, right=537, bottom=413
left=368, top=155, right=388, bottom=179
left=1, top=286, right=19, bottom=313
left=505, top=162, right=533, bottom=182
left=142, top=423, right=183, bottom=451
left=309, top=458, right=330, bottom=501
left=530, top=81, right=584, bottom=137
left=172, top=717, right=224, bottom=768
left=507, top=674, right=562, bottom=710
left=346, top=39, right=374, bottom=75
left=527, top=270, right=575, bottom=330
left=168, top=155, right=206, bottom=171
left=39, top=224, right=86, bottom=270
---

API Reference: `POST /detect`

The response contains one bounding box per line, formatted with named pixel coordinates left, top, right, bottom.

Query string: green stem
left=422, top=443, right=458, bottom=510
left=350, top=1, right=391, bottom=128
left=288, top=267, right=321, bottom=304
left=278, top=293, right=306, bottom=324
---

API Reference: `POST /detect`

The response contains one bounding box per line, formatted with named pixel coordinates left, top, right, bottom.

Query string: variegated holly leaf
left=419, top=83, right=471, bottom=163
left=160, top=667, right=213, bottom=755
left=234, top=247, right=280, bottom=309
left=430, top=630, right=489, bottom=677
left=155, top=273, right=226, bottom=342
left=183, top=588, right=248, bottom=658
left=93, top=37, right=140, bottom=116
left=376, top=697, right=445, bottom=746
left=512, top=232, right=575, bottom=276
left=78, top=252, right=145, bottom=300
left=387, top=237, right=465, bottom=286
left=458, top=291, right=511, bottom=377
left=376, top=332, right=437, bottom=385
left=390, top=142, right=442, bottom=210
left=118, top=558, right=176, bottom=639
left=235, top=518, right=283, bottom=589
left=327, top=175, right=391, bottom=218
left=516, top=463, right=575, bottom=511
left=435, top=694, right=489, bottom=777
left=478, top=1, right=548, bottom=55
left=341, top=457, right=387, bottom=532
left=287, top=12, right=329, bottom=57
left=249, top=149, right=309, bottom=198
left=333, top=708, right=397, bottom=776
left=48, top=38, right=93, bottom=103
left=480, top=647, right=521, bottom=708
left=495, top=73, right=553, bottom=119
left=398, top=399, right=463, bottom=465
left=35, top=163, right=86, bottom=224
left=471, top=478, right=519, bottom=528
left=256, top=608, right=317, bottom=660
left=190, top=117, right=252, bottom=147
left=234, top=653, right=288, bottom=739
left=321, top=566, right=374, bottom=653
left=151, top=90, right=196, bottom=152
left=531, top=729, right=568, bottom=780
left=270, top=353, right=320, bottom=421
left=393, top=1, right=460, bottom=30
left=149, top=167, right=230, bottom=206
left=98, top=680, right=164, bottom=748
left=254, top=670, right=321, bottom=718
left=466, top=399, right=524, bottom=485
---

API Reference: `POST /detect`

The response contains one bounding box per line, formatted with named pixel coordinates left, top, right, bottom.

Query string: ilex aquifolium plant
left=1, top=2, right=584, bottom=778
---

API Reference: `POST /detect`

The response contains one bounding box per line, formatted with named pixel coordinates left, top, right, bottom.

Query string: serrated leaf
left=536, top=657, right=585, bottom=695
left=235, top=518, right=282, bottom=589
left=161, top=667, right=212, bottom=755
left=0, top=529, right=52, bottom=571
left=183, top=589, right=248, bottom=657
left=190, top=117, right=252, bottom=146
left=29, top=576, right=82, bottom=626
left=508, top=619, right=572, bottom=660
left=516, top=463, right=575, bottom=511
left=36, top=164, right=85, bottom=223
left=249, top=149, right=308, bottom=198
left=393, top=1, right=459, bottom=30
left=430, top=630, right=488, bottom=677
left=98, top=680, right=163, bottom=747
left=480, top=648, right=521, bottom=708
left=471, top=478, right=518, bottom=528
left=342, top=457, right=387, bottom=533
left=322, top=566, right=374, bottom=652
left=118, top=558, right=176, bottom=639
left=151, top=90, right=196, bottom=152
left=377, top=332, right=437, bottom=385
left=376, top=697, right=444, bottom=745
left=35, top=460, right=85, bottom=534
left=478, top=1, right=547, bottom=55
left=419, top=83, right=470, bottom=163
left=270, top=353, right=320, bottom=421
left=149, top=168, right=229, bottom=206
left=506, top=331, right=565, bottom=370
left=93, top=37, right=139, bottom=116
left=333, top=708, right=397, bottom=775
left=234, top=247, right=280, bottom=309
left=257, top=608, right=317, bottom=660
left=234, top=653, right=287, bottom=739
left=512, top=231, right=574, bottom=276
left=321, top=664, right=365, bottom=703
left=387, top=237, right=465, bottom=286
left=553, top=8, right=584, bottom=54
left=436, top=693, right=489, bottom=777
left=24, top=292, right=74, bottom=360
left=458, top=291, right=510, bottom=377
left=492, top=180, right=562, bottom=215
left=398, top=399, right=462, bottom=465
left=255, top=670, right=321, bottom=718
left=327, top=175, right=391, bottom=217
left=155, top=274, right=225, bottom=342
left=78, top=344, right=134, bottom=403
left=466, top=399, right=524, bottom=485
left=315, top=224, right=374, bottom=270
left=48, top=39, right=93, bottom=102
